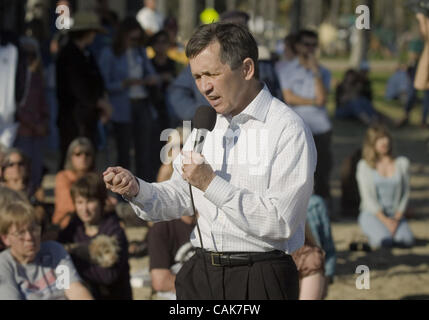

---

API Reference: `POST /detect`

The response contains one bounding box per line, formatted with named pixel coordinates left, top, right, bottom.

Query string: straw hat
left=70, top=11, right=106, bottom=33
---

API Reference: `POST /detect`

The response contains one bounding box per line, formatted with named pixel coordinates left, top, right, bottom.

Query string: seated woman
left=292, top=224, right=326, bottom=300
left=0, top=201, right=93, bottom=300
left=52, top=137, right=96, bottom=229
left=58, top=173, right=132, bottom=300
left=335, top=69, right=379, bottom=125
left=53, top=137, right=117, bottom=230
left=0, top=148, right=47, bottom=225
left=0, top=186, right=28, bottom=252
left=356, top=125, right=414, bottom=249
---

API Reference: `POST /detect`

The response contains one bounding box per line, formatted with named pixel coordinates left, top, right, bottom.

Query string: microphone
left=192, top=106, right=217, bottom=153
left=188, top=106, right=216, bottom=251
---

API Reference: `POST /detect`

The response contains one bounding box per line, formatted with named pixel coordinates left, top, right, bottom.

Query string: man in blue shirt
left=279, top=30, right=333, bottom=208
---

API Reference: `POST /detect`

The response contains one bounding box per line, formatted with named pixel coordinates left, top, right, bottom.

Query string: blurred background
left=0, top=0, right=428, bottom=300
left=0, top=0, right=417, bottom=64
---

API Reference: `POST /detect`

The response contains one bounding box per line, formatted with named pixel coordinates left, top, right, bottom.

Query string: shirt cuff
left=127, top=178, right=153, bottom=205
left=204, top=175, right=235, bottom=208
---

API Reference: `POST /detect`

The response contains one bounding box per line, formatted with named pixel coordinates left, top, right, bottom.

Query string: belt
left=196, top=248, right=288, bottom=267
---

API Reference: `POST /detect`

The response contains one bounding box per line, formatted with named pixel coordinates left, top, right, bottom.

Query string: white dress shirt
left=129, top=86, right=317, bottom=254
left=136, top=7, right=164, bottom=34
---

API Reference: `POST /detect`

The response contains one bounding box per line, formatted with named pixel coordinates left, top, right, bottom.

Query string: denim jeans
left=335, top=97, right=377, bottom=120
left=358, top=212, right=415, bottom=248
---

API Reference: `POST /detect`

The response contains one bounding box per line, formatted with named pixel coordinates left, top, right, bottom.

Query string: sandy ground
left=122, top=120, right=429, bottom=300
left=126, top=219, right=429, bottom=300
left=41, top=113, right=429, bottom=300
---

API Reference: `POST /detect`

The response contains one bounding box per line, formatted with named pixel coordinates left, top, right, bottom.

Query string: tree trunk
left=157, top=0, right=167, bottom=16
left=226, top=0, right=237, bottom=11
left=380, top=0, right=395, bottom=30
left=265, top=0, right=277, bottom=50
left=301, top=0, right=323, bottom=28
left=394, top=0, right=405, bottom=34
left=340, top=0, right=353, bottom=15
left=328, top=0, right=341, bottom=25
left=289, top=0, right=301, bottom=34
left=248, top=0, right=258, bottom=33
left=178, top=0, right=197, bottom=43
left=250, top=0, right=257, bottom=19
left=205, top=0, right=215, bottom=8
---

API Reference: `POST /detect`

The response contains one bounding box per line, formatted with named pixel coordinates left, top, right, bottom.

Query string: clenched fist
left=103, top=167, right=140, bottom=199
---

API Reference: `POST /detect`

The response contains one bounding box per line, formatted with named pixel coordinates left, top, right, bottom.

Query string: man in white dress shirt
left=103, top=22, right=317, bottom=300
left=136, top=0, right=164, bottom=36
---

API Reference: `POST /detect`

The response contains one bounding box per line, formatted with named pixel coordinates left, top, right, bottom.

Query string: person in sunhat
left=56, top=11, right=112, bottom=170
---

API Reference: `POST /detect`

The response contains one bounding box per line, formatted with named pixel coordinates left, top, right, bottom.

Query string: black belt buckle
left=210, top=253, right=222, bottom=266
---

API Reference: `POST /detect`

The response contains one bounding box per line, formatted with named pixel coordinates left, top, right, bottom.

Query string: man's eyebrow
left=194, top=71, right=218, bottom=78
left=193, top=71, right=208, bottom=78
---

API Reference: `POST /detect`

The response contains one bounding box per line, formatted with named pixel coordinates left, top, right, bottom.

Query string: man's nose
left=200, top=76, right=213, bottom=94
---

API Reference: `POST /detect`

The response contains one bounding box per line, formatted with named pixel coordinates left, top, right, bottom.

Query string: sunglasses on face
left=301, top=41, right=318, bottom=48
left=73, top=151, right=91, bottom=157
left=3, top=161, right=25, bottom=169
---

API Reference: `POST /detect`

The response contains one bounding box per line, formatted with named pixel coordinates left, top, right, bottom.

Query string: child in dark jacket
left=58, top=173, right=132, bottom=300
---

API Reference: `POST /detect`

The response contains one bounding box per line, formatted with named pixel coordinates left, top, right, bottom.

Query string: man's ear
left=242, top=58, right=256, bottom=80
left=1, top=234, right=10, bottom=247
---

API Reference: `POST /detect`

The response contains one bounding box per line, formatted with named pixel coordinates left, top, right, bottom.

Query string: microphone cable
left=186, top=133, right=215, bottom=300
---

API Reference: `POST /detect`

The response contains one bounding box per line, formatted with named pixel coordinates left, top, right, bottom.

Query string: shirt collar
left=290, top=57, right=300, bottom=68
left=223, top=84, right=272, bottom=123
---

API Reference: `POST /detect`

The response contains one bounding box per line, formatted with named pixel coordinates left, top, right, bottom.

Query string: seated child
left=58, top=173, right=132, bottom=300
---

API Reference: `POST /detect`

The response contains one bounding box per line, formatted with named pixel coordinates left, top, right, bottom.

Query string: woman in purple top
left=58, top=173, right=132, bottom=300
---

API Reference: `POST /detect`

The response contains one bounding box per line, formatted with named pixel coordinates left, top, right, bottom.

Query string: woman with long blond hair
left=356, top=125, right=414, bottom=249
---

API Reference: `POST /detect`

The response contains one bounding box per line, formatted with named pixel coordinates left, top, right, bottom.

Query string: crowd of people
left=0, top=0, right=423, bottom=300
